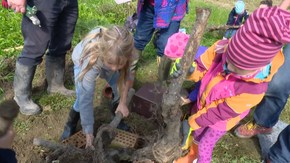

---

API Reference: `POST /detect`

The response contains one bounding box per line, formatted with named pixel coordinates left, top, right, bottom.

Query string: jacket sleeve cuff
left=188, top=115, right=201, bottom=130
left=82, top=125, right=94, bottom=135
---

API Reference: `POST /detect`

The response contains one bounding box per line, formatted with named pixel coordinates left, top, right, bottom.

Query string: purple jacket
left=137, top=0, right=189, bottom=28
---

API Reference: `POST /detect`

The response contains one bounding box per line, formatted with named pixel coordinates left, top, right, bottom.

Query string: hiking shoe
left=235, top=121, right=273, bottom=138
left=173, top=143, right=198, bottom=163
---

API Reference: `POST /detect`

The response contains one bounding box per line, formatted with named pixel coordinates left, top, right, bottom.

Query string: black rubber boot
left=111, top=101, right=130, bottom=131
left=13, top=61, right=41, bottom=115
left=60, top=108, right=80, bottom=141
left=46, top=55, right=75, bottom=96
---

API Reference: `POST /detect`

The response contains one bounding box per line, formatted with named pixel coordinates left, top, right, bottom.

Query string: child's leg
left=106, top=72, right=120, bottom=105
left=197, top=127, right=226, bottom=163
left=134, top=3, right=155, bottom=52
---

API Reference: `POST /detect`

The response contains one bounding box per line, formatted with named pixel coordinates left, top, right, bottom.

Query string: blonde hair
left=78, top=26, right=134, bottom=91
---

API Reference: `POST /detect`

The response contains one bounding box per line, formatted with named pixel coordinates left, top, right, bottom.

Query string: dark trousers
left=134, top=3, right=180, bottom=56
left=254, top=44, right=290, bottom=128
left=268, top=125, right=290, bottom=163
left=19, top=0, right=78, bottom=66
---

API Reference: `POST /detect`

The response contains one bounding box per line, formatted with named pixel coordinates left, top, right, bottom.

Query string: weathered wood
left=151, top=8, right=211, bottom=163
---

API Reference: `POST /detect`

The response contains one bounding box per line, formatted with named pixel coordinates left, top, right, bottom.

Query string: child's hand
left=7, top=0, right=26, bottom=13
left=170, top=58, right=182, bottom=78
left=85, top=134, right=95, bottom=150
left=181, top=96, right=191, bottom=106
left=0, top=125, right=15, bottom=149
left=115, top=102, right=129, bottom=117
left=170, top=58, right=196, bottom=78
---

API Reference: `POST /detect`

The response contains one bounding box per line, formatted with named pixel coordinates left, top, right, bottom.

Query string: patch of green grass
left=14, top=119, right=31, bottom=135
left=73, top=0, right=137, bottom=45
left=181, top=0, right=230, bottom=46
left=37, top=93, right=75, bottom=111
left=0, top=9, right=22, bottom=57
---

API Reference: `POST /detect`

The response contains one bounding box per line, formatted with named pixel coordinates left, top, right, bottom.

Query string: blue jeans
left=254, top=44, right=290, bottom=128
left=134, top=3, right=180, bottom=56
left=19, top=0, right=78, bottom=66
left=268, top=125, right=290, bottom=163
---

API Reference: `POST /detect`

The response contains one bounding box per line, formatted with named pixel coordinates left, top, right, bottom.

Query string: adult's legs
left=46, top=0, right=78, bottom=96
left=254, top=45, right=290, bottom=127
left=14, top=0, right=56, bottom=115
left=235, top=44, right=290, bottom=137
left=268, top=125, right=290, bottom=163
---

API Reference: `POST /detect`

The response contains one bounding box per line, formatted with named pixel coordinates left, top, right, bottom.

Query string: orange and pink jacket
left=188, top=41, right=284, bottom=131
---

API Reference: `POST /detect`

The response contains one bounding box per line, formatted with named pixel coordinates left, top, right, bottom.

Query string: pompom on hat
left=226, top=6, right=290, bottom=70
left=235, top=0, right=245, bottom=14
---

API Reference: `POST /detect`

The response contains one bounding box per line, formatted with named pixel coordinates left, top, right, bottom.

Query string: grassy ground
left=0, top=0, right=289, bottom=162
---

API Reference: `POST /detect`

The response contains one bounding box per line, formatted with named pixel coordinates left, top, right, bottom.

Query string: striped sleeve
left=188, top=92, right=265, bottom=130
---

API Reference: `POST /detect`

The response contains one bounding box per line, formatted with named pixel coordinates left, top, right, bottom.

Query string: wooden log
left=151, top=8, right=211, bottom=163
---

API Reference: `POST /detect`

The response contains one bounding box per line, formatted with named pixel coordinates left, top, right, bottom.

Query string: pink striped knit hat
left=226, top=6, right=290, bottom=70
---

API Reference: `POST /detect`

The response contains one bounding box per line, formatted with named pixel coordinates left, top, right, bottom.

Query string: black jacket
left=226, top=7, right=249, bottom=26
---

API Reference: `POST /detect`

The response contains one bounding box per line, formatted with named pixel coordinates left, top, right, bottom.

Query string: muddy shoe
left=13, top=62, right=41, bottom=115
left=174, top=143, right=198, bottom=163
left=14, top=97, right=41, bottom=116
left=235, top=121, right=273, bottom=138
left=60, top=108, right=80, bottom=141
left=47, top=86, right=75, bottom=96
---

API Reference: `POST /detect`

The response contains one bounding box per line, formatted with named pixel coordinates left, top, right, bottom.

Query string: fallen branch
left=207, top=24, right=240, bottom=32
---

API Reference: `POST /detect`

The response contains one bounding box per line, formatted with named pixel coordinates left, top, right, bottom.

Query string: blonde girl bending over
left=60, top=26, right=138, bottom=148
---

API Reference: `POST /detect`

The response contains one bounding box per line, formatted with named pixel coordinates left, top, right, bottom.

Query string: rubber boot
left=111, top=101, right=130, bottom=131
left=45, top=55, right=75, bottom=96
left=174, top=143, right=198, bottom=163
left=13, top=61, right=41, bottom=115
left=60, top=108, right=80, bottom=141
left=157, top=56, right=172, bottom=84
